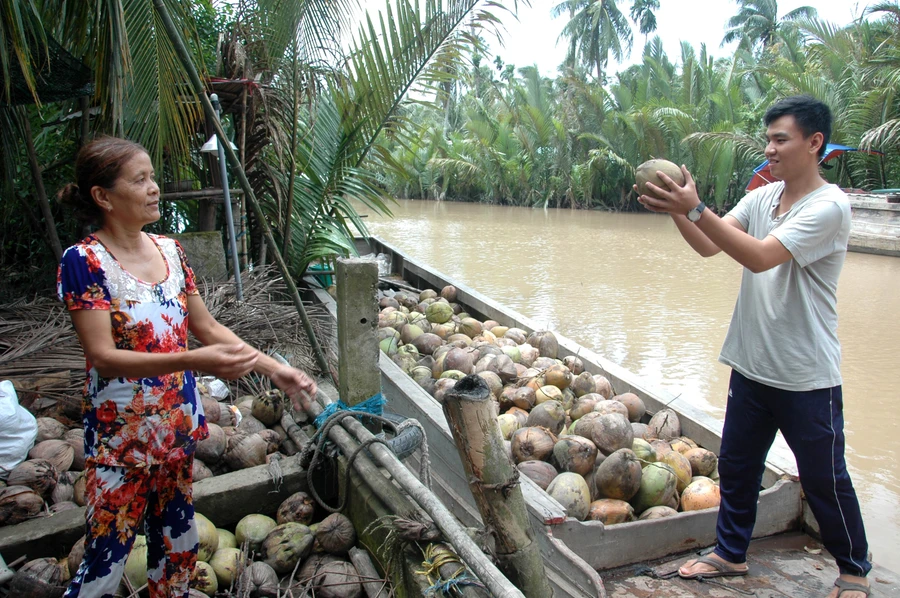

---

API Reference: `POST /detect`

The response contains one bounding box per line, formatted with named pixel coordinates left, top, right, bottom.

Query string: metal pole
left=210, top=93, right=243, bottom=301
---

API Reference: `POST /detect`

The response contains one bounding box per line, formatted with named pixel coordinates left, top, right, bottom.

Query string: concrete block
left=335, top=258, right=381, bottom=407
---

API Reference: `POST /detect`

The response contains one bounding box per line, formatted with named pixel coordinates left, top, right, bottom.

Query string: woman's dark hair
left=763, top=95, right=832, bottom=158
left=57, top=136, right=149, bottom=224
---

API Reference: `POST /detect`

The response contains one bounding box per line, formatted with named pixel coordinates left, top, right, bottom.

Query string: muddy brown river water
left=361, top=199, right=900, bottom=572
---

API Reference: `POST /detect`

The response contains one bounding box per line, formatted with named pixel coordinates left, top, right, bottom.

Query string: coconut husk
left=192, top=459, right=214, bottom=482
left=8, top=557, right=66, bottom=598
left=0, top=485, right=44, bottom=524
left=64, top=428, right=85, bottom=471
left=67, top=535, right=86, bottom=578
left=200, top=397, right=221, bottom=425
left=315, top=513, right=356, bottom=555
left=196, top=423, right=226, bottom=464
left=224, top=433, right=267, bottom=470
left=29, top=439, right=75, bottom=472
left=35, top=417, right=68, bottom=442
left=276, top=491, right=315, bottom=525
left=72, top=472, right=86, bottom=507
left=50, top=474, right=74, bottom=504
left=7, top=459, right=58, bottom=499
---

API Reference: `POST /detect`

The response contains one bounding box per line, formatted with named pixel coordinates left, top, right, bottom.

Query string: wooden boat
left=308, top=236, right=900, bottom=597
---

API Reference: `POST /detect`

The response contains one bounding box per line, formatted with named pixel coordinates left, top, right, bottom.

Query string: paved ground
left=600, top=532, right=899, bottom=598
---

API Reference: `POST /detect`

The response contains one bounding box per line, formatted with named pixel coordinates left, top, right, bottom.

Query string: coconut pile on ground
left=0, top=388, right=317, bottom=530
left=6, top=490, right=388, bottom=598
left=377, top=284, right=721, bottom=523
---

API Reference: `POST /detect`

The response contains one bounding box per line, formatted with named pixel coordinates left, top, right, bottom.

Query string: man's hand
left=635, top=165, right=702, bottom=216
left=270, top=366, right=318, bottom=413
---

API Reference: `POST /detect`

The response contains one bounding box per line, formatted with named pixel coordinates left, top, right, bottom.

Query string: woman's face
left=99, top=152, right=160, bottom=227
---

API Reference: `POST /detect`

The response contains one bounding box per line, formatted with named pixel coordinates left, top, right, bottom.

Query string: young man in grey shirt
left=636, top=95, right=871, bottom=598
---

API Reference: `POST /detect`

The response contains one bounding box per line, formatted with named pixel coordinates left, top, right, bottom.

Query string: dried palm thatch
left=0, top=266, right=336, bottom=413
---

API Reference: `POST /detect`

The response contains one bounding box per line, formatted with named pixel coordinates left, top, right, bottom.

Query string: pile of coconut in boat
left=5, top=490, right=381, bottom=597
left=0, top=389, right=307, bottom=529
left=377, top=285, right=722, bottom=524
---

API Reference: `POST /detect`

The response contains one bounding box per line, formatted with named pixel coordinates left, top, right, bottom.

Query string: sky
left=485, top=0, right=872, bottom=77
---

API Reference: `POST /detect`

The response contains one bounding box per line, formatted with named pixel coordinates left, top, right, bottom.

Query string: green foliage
left=378, top=3, right=900, bottom=211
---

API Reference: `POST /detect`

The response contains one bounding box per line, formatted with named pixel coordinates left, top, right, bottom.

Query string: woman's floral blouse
left=57, top=234, right=208, bottom=468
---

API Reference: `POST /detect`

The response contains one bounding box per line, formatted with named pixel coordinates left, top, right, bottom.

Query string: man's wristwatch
left=686, top=201, right=706, bottom=223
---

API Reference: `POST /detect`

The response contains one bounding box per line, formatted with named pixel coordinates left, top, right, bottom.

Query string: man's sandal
left=834, top=578, right=871, bottom=596
left=678, top=555, right=749, bottom=579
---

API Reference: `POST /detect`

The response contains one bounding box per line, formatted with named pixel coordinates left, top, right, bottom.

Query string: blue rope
left=313, top=392, right=386, bottom=429
left=424, top=574, right=486, bottom=596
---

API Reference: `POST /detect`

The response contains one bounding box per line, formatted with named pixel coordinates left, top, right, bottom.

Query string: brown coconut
left=593, top=400, right=630, bottom=419
left=224, top=433, right=268, bottom=470
left=29, top=440, right=74, bottom=473
left=50, top=473, right=74, bottom=504
left=8, top=459, right=58, bottom=498
left=36, top=417, right=68, bottom=443
left=526, top=330, right=559, bottom=359
left=526, top=400, right=567, bottom=435
left=510, top=426, right=557, bottom=464
left=277, top=491, right=316, bottom=525
left=590, top=413, right=634, bottom=456
left=201, top=397, right=221, bottom=425
left=192, top=459, right=214, bottom=482
left=570, top=371, right=596, bottom=397
left=552, top=435, right=598, bottom=477
left=684, top=447, right=718, bottom=477
left=517, top=460, right=559, bottom=490
left=8, top=557, right=66, bottom=598
left=196, top=422, right=226, bottom=464
left=68, top=535, right=86, bottom=577
left=310, top=560, right=363, bottom=598
left=0, top=485, right=44, bottom=524
left=315, top=513, right=356, bottom=555
left=635, top=159, right=685, bottom=199
left=592, top=448, right=643, bottom=501
left=614, top=393, right=646, bottom=422
left=543, top=363, right=572, bottom=390
left=239, top=561, right=279, bottom=597
left=647, top=409, right=681, bottom=440
left=63, top=429, right=85, bottom=471
left=72, top=472, right=86, bottom=506
left=236, top=413, right=267, bottom=435
left=562, top=355, right=585, bottom=375
left=592, top=375, right=614, bottom=399
left=587, top=499, right=635, bottom=525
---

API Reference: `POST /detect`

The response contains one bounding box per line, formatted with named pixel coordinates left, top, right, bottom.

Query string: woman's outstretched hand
left=190, top=343, right=259, bottom=379
left=271, top=365, right=318, bottom=413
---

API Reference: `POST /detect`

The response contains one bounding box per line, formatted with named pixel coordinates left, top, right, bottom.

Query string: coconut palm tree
left=722, top=0, right=817, bottom=54
left=629, top=0, right=659, bottom=43
left=553, top=0, right=633, bottom=83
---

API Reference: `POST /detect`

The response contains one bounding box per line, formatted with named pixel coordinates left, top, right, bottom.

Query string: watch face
left=688, top=205, right=703, bottom=222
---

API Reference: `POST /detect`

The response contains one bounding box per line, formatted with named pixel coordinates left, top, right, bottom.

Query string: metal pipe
left=210, top=93, right=243, bottom=301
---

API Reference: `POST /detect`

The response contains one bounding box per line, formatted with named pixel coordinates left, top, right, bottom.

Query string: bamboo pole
left=152, top=0, right=333, bottom=384
left=441, top=375, right=553, bottom=598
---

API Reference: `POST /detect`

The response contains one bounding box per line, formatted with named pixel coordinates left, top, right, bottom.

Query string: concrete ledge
left=0, top=458, right=308, bottom=562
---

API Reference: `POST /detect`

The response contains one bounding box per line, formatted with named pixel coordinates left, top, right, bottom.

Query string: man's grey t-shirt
left=719, top=181, right=850, bottom=391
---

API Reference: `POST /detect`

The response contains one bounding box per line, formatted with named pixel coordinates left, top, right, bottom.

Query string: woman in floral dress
left=57, top=136, right=317, bottom=597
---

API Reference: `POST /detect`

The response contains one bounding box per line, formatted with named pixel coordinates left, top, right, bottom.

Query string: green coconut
left=195, top=512, right=219, bottom=562
left=635, top=159, right=685, bottom=199
left=209, top=547, right=242, bottom=588
left=262, top=522, right=314, bottom=574
left=191, top=560, right=218, bottom=596
left=546, top=472, right=591, bottom=521
left=552, top=435, right=598, bottom=477
left=425, top=302, right=453, bottom=324
left=630, top=462, right=678, bottom=515
left=661, top=450, right=694, bottom=494
left=217, top=528, right=237, bottom=550
left=631, top=438, right=657, bottom=464
left=235, top=513, right=277, bottom=553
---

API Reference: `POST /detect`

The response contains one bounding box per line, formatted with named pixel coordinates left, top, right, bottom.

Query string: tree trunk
left=440, top=375, right=552, bottom=597
left=21, top=112, right=62, bottom=261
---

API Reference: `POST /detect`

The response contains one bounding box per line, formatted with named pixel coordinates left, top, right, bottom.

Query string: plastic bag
left=359, top=252, right=391, bottom=276
left=0, top=380, right=38, bottom=480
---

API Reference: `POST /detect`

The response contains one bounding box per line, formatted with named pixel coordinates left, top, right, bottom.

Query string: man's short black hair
left=764, top=95, right=832, bottom=158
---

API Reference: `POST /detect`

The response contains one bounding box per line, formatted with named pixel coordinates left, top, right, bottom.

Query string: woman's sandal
left=834, top=578, right=870, bottom=597
left=678, top=555, right=749, bottom=579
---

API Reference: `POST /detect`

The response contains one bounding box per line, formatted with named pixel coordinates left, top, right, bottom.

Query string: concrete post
left=335, top=258, right=380, bottom=410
